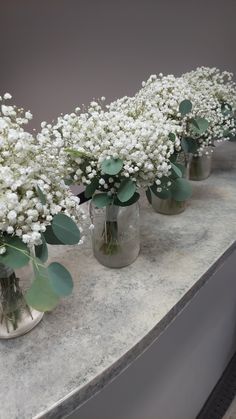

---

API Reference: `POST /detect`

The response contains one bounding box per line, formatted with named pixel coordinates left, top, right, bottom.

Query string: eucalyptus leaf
left=221, top=103, right=232, bottom=116
left=174, top=163, right=186, bottom=177
left=36, top=186, right=46, bottom=205
left=114, top=192, right=140, bottom=207
left=181, top=137, right=199, bottom=154
left=170, top=178, right=192, bottom=201
left=92, top=193, right=112, bottom=208
left=52, top=213, right=81, bottom=245
left=179, top=99, right=192, bottom=116
left=150, top=184, right=171, bottom=200
left=168, top=132, right=176, bottom=141
left=117, top=179, right=136, bottom=203
left=190, top=117, right=209, bottom=135
left=84, top=177, right=99, bottom=199
left=35, top=235, right=48, bottom=263
left=101, top=158, right=123, bottom=175
left=48, top=262, right=73, bottom=297
left=43, top=225, right=64, bottom=245
left=171, top=162, right=182, bottom=178
left=25, top=277, right=59, bottom=312
left=0, top=237, right=30, bottom=269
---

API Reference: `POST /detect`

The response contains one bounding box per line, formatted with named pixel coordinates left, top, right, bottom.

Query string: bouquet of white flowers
left=38, top=100, right=192, bottom=266
left=0, top=94, right=85, bottom=334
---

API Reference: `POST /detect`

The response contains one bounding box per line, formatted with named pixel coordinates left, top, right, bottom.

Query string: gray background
left=0, top=0, right=236, bottom=129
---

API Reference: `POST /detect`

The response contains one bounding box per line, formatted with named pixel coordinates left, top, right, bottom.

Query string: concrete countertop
left=0, top=142, right=235, bottom=419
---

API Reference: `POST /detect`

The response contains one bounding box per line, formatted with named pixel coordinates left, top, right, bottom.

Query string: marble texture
left=0, top=142, right=236, bottom=419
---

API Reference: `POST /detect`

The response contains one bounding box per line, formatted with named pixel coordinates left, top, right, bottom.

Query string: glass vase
left=151, top=155, right=187, bottom=215
left=0, top=262, right=43, bottom=339
left=187, top=150, right=212, bottom=181
left=151, top=194, right=186, bottom=215
left=89, top=202, right=140, bottom=268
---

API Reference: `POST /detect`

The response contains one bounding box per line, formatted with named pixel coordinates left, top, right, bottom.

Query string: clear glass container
left=188, top=150, right=212, bottom=181
left=151, top=154, right=187, bottom=215
left=90, top=202, right=140, bottom=268
left=0, top=262, right=43, bottom=339
left=151, top=194, right=186, bottom=215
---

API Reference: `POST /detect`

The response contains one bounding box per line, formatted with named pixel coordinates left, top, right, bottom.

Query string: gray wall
left=0, top=0, right=236, bottom=129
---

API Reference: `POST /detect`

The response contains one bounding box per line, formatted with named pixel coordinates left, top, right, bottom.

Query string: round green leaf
left=84, top=177, right=99, bottom=199
left=181, top=137, right=199, bottom=154
left=52, top=213, right=81, bottom=245
left=179, top=99, right=192, bottom=116
left=35, top=235, right=48, bottom=263
left=114, top=192, right=140, bottom=206
left=92, top=193, right=112, bottom=208
left=101, top=158, right=123, bottom=175
left=43, top=225, right=64, bottom=245
left=117, top=179, right=136, bottom=203
left=0, top=237, right=30, bottom=269
left=151, top=185, right=171, bottom=200
left=48, top=262, right=73, bottom=297
left=171, top=162, right=182, bottom=178
left=170, top=178, right=192, bottom=201
left=25, top=277, right=59, bottom=312
left=190, top=117, right=209, bottom=135
left=168, top=132, right=176, bottom=141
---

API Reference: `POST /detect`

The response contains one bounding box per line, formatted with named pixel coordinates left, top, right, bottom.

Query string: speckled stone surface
left=0, top=142, right=236, bottom=419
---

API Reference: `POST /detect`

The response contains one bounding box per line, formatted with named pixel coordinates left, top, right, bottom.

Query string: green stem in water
left=0, top=268, right=32, bottom=332
left=100, top=205, right=121, bottom=256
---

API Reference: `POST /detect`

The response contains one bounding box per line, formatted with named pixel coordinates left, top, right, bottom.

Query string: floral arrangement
left=38, top=98, right=193, bottom=205
left=0, top=94, right=85, bottom=319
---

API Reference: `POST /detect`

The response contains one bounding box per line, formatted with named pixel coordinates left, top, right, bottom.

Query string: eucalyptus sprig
left=0, top=212, right=81, bottom=311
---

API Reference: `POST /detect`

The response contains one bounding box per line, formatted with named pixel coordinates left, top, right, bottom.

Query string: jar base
left=93, top=243, right=140, bottom=268
left=0, top=308, right=44, bottom=339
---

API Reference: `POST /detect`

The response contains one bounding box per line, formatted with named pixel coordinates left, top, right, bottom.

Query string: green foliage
left=114, top=192, right=140, bottom=206
left=47, top=262, right=73, bottom=297
left=150, top=184, right=171, bottom=200
left=170, top=178, right=192, bottom=201
left=221, top=102, right=233, bottom=116
left=84, top=177, right=99, bottom=199
left=36, top=186, right=46, bottom=205
left=25, top=277, right=59, bottom=312
left=92, top=193, right=112, bottom=208
left=35, top=235, right=48, bottom=263
left=0, top=237, right=30, bottom=269
left=117, top=179, right=136, bottom=203
left=171, top=162, right=183, bottom=178
left=181, top=137, right=199, bottom=154
left=189, top=117, right=209, bottom=135
left=101, top=158, right=123, bottom=175
left=168, top=132, right=176, bottom=141
left=52, top=213, right=81, bottom=245
left=43, top=225, right=64, bottom=245
left=179, top=99, right=192, bottom=116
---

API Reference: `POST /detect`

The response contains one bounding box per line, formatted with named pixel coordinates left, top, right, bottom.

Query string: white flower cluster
left=110, top=68, right=236, bottom=155
left=0, top=95, right=85, bottom=247
left=183, top=67, right=236, bottom=144
left=38, top=100, right=181, bottom=193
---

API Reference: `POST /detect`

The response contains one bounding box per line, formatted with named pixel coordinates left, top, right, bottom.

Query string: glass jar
left=0, top=262, right=43, bottom=339
left=151, top=155, right=187, bottom=215
left=89, top=202, right=140, bottom=268
left=151, top=194, right=186, bottom=215
left=187, top=150, right=212, bottom=181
